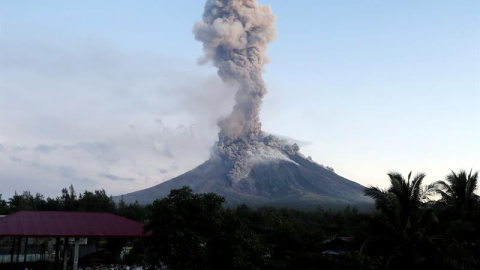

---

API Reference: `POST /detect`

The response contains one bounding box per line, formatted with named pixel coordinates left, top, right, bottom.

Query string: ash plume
left=194, top=0, right=299, bottom=183
left=194, top=0, right=277, bottom=139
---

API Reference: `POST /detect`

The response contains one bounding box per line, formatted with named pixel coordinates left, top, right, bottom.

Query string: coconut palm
left=428, top=170, right=480, bottom=269
left=364, top=172, right=439, bottom=269
left=365, top=172, right=432, bottom=231
left=430, top=169, right=479, bottom=213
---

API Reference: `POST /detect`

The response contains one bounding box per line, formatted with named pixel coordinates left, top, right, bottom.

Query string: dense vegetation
left=0, top=185, right=148, bottom=221
left=0, top=169, right=478, bottom=270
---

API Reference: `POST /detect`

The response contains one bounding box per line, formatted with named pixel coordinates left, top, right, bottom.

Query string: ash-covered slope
left=118, top=135, right=372, bottom=210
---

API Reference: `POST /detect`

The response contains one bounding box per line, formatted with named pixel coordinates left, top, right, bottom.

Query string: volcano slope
left=118, top=136, right=372, bottom=211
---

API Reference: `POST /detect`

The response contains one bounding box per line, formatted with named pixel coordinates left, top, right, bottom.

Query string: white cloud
left=0, top=39, right=236, bottom=199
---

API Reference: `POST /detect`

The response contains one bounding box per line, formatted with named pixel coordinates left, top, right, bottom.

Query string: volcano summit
left=118, top=0, right=372, bottom=209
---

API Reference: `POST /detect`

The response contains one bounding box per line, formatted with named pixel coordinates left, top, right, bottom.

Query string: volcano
left=118, top=0, right=372, bottom=210
left=118, top=135, right=372, bottom=210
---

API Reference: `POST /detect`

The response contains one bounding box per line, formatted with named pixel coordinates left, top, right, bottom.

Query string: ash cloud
left=194, top=0, right=277, bottom=139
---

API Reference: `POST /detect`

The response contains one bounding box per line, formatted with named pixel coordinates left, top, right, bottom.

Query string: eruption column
left=194, top=0, right=286, bottom=183
left=193, top=0, right=277, bottom=140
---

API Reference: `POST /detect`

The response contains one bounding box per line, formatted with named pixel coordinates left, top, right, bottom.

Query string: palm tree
left=365, top=172, right=432, bottom=231
left=364, top=172, right=439, bottom=269
left=430, top=169, right=479, bottom=213
left=428, top=170, right=480, bottom=269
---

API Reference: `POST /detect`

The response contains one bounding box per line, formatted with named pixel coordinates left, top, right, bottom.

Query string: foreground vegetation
left=0, top=169, right=478, bottom=270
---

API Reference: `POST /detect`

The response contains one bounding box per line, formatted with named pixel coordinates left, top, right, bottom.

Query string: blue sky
left=1, top=0, right=478, bottom=199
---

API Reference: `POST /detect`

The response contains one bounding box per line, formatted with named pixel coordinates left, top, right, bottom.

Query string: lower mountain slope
left=118, top=154, right=372, bottom=211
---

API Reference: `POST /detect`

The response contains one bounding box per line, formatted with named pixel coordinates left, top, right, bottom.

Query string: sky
left=0, top=0, right=479, bottom=200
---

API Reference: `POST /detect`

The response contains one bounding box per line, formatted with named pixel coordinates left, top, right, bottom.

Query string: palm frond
left=431, top=180, right=453, bottom=195
left=364, top=186, right=387, bottom=200
left=466, top=169, right=478, bottom=200
left=435, top=190, right=453, bottom=204
left=388, top=172, right=404, bottom=193
left=365, top=186, right=390, bottom=209
left=411, top=172, right=426, bottom=201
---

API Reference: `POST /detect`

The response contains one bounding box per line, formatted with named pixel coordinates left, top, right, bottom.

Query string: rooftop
left=0, top=211, right=148, bottom=238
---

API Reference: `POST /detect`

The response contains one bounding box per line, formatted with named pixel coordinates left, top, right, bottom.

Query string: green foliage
left=430, top=169, right=479, bottom=215
left=363, top=172, right=442, bottom=269
left=427, top=169, right=480, bottom=269
left=2, top=184, right=133, bottom=215
left=117, top=198, right=149, bottom=221
left=0, top=193, right=7, bottom=214
left=78, top=189, right=116, bottom=212
left=6, top=191, right=48, bottom=211
left=363, top=170, right=480, bottom=270
left=137, top=187, right=373, bottom=270
left=60, top=185, right=79, bottom=211
left=143, top=186, right=226, bottom=269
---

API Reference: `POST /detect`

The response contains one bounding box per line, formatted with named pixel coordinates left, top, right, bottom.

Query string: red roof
left=0, top=211, right=148, bottom=238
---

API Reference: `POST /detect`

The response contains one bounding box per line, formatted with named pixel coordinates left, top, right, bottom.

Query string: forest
left=0, top=169, right=478, bottom=270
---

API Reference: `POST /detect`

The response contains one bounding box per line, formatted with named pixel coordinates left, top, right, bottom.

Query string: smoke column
left=193, top=0, right=297, bottom=183
left=193, top=0, right=277, bottom=140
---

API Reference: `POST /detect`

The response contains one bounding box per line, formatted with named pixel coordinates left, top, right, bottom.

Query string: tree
left=428, top=169, right=480, bottom=269
left=60, top=185, right=79, bottom=211
left=364, top=172, right=439, bottom=269
left=116, top=198, right=148, bottom=222
left=142, top=187, right=226, bottom=270
left=430, top=169, right=479, bottom=214
left=0, top=193, right=8, bottom=214
left=7, top=191, right=39, bottom=211
left=78, top=189, right=116, bottom=212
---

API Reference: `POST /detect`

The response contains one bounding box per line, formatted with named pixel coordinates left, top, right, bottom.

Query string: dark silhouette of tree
left=60, top=185, right=79, bottom=211
left=78, top=189, right=116, bottom=212
left=428, top=169, right=480, bottom=269
left=43, top=196, right=63, bottom=211
left=7, top=191, right=41, bottom=211
left=364, top=172, right=439, bottom=270
left=431, top=169, right=478, bottom=214
left=0, top=193, right=8, bottom=214
left=116, top=197, right=148, bottom=222
left=143, top=186, right=226, bottom=270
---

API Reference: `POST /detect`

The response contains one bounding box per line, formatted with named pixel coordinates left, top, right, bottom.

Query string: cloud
left=9, top=156, right=23, bottom=163
left=35, top=144, right=58, bottom=153
left=0, top=114, right=222, bottom=198
left=97, top=173, right=135, bottom=182
left=0, top=144, right=28, bottom=153
left=57, top=166, right=77, bottom=178
left=67, top=142, right=119, bottom=168
left=158, top=169, right=169, bottom=174
left=0, top=36, right=238, bottom=199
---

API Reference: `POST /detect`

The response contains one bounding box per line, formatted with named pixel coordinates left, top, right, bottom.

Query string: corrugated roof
left=0, top=211, right=148, bottom=237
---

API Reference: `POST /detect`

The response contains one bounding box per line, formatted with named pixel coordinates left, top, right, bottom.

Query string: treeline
left=1, top=169, right=479, bottom=270
left=0, top=185, right=148, bottom=221
left=125, top=169, right=480, bottom=270
left=127, top=187, right=381, bottom=270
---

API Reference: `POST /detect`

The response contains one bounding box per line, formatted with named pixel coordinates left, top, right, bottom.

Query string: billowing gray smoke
left=194, top=0, right=299, bottom=183
left=194, top=0, right=276, bottom=139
